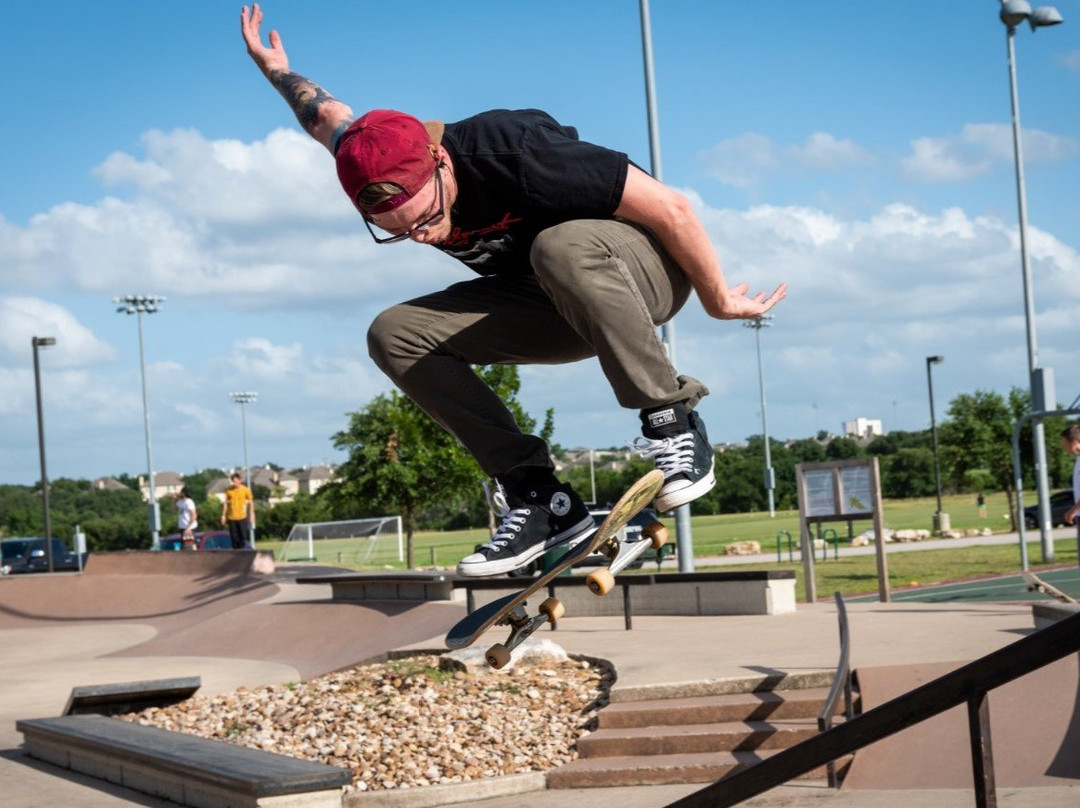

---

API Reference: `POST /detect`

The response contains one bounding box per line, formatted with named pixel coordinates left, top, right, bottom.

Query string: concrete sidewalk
left=2, top=564, right=1078, bottom=808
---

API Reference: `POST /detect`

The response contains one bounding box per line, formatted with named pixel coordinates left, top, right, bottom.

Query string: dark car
left=1023, top=490, right=1076, bottom=529
left=0, top=537, right=80, bottom=575
left=503, top=506, right=671, bottom=578
left=158, top=530, right=235, bottom=552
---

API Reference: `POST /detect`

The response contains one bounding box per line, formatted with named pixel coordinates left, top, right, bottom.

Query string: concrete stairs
left=550, top=681, right=851, bottom=789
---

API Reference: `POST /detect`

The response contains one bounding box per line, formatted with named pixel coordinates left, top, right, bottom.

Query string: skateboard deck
left=1023, top=571, right=1078, bottom=605
left=446, top=469, right=664, bottom=667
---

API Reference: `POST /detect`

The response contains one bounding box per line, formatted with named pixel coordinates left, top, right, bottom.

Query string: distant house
left=249, top=466, right=299, bottom=504
left=92, top=476, right=129, bottom=492
left=843, top=417, right=884, bottom=440
left=207, top=477, right=230, bottom=504
left=138, top=472, right=184, bottom=503
left=294, top=465, right=335, bottom=496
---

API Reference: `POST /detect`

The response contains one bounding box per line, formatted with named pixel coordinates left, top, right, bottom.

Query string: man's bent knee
left=367, top=305, right=421, bottom=378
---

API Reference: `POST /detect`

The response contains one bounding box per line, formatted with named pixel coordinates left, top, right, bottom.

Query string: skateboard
left=1022, top=571, right=1078, bottom=605
left=446, top=469, right=666, bottom=669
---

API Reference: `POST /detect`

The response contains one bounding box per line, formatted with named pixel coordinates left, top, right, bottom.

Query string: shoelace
left=480, top=480, right=530, bottom=552
left=632, top=433, right=695, bottom=478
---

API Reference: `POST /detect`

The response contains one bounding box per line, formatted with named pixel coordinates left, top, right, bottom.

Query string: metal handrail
left=816, top=592, right=852, bottom=787
left=667, top=609, right=1080, bottom=808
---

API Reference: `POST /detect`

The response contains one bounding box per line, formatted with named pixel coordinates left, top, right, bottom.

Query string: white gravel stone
left=117, top=652, right=610, bottom=793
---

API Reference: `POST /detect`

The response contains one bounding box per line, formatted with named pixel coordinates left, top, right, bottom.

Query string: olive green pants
left=367, top=219, right=708, bottom=476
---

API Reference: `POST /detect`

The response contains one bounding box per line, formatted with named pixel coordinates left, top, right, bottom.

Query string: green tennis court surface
left=846, top=566, right=1080, bottom=604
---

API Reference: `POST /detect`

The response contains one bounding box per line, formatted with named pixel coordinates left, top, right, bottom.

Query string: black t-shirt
left=437, top=109, right=629, bottom=276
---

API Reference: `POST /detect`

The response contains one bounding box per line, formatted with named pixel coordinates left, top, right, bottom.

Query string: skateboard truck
left=484, top=598, right=566, bottom=669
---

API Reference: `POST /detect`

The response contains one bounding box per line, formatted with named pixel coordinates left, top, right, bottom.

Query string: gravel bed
left=118, top=654, right=610, bottom=793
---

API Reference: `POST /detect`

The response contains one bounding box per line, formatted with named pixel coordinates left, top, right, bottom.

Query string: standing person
left=976, top=492, right=987, bottom=519
left=221, top=473, right=255, bottom=550
left=1061, top=425, right=1080, bottom=538
left=240, top=5, right=786, bottom=577
left=174, top=487, right=198, bottom=550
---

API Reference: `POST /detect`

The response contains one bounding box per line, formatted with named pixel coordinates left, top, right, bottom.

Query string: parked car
left=503, top=506, right=672, bottom=578
left=0, top=537, right=80, bottom=575
left=1023, top=490, right=1076, bottom=529
left=158, top=530, right=235, bottom=552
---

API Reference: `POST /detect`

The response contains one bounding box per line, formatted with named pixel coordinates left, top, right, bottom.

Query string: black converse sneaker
left=634, top=404, right=716, bottom=512
left=457, top=481, right=595, bottom=577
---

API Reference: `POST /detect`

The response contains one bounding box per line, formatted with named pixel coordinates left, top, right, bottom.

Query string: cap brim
left=423, top=120, right=445, bottom=145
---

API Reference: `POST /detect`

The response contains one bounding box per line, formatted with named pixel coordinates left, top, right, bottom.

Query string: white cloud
left=788, top=132, right=876, bottom=171
left=1, top=129, right=451, bottom=308
left=1061, top=51, right=1080, bottom=72
left=699, top=133, right=780, bottom=189
left=0, top=297, right=115, bottom=368
left=699, top=131, right=876, bottom=188
left=900, top=123, right=1077, bottom=183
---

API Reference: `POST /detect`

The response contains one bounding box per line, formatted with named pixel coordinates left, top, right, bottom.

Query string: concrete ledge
left=17, top=715, right=349, bottom=808
left=464, top=571, right=797, bottom=618
left=64, top=677, right=201, bottom=716
left=343, top=772, right=545, bottom=808
left=609, top=669, right=836, bottom=704
left=298, top=572, right=463, bottom=602
left=85, top=550, right=275, bottom=576
left=1033, top=601, right=1080, bottom=629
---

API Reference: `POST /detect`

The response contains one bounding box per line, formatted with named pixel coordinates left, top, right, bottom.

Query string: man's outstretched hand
left=241, top=4, right=289, bottom=78
left=714, top=281, right=788, bottom=320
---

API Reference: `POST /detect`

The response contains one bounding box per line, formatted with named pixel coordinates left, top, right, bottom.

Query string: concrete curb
left=343, top=772, right=546, bottom=807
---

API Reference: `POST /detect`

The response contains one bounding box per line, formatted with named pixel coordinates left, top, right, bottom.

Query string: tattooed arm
left=240, top=4, right=354, bottom=153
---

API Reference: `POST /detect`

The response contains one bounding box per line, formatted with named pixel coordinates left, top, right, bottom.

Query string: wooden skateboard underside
left=445, top=469, right=665, bottom=653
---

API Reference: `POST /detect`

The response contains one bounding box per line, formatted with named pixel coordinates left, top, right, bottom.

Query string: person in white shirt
left=174, top=487, right=198, bottom=549
left=1061, top=425, right=1080, bottom=536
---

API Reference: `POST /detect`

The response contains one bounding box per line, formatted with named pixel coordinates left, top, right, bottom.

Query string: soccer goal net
left=277, top=516, right=403, bottom=566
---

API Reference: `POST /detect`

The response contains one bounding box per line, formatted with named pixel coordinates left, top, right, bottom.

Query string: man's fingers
left=269, top=29, right=282, bottom=49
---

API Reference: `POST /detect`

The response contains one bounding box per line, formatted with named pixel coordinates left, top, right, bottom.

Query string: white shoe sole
left=456, top=517, right=595, bottom=578
left=654, top=468, right=717, bottom=513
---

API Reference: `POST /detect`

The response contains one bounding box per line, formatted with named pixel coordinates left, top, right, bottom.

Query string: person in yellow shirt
left=221, top=473, right=255, bottom=549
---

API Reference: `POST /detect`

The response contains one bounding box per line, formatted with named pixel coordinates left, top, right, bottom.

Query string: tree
left=939, top=389, right=1017, bottom=527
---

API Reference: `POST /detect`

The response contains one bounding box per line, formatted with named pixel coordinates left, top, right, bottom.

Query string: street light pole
left=114, top=295, right=165, bottom=549
left=744, top=317, right=776, bottom=517
left=639, top=0, right=693, bottom=571
left=926, top=356, right=949, bottom=534
left=999, top=0, right=1064, bottom=562
left=230, top=391, right=258, bottom=547
left=32, top=337, right=57, bottom=572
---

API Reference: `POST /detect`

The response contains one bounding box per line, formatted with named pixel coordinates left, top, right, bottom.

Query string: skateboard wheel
left=643, top=522, right=668, bottom=549
left=486, top=644, right=512, bottom=669
left=539, top=597, right=564, bottom=622
left=587, top=568, right=615, bottom=596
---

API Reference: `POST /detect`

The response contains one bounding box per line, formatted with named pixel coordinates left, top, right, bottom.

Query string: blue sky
left=1, top=0, right=1078, bottom=486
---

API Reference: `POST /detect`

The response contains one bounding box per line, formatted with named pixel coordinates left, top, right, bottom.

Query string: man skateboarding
left=240, top=5, right=786, bottom=577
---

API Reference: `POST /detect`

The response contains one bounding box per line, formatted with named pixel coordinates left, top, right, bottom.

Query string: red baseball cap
left=335, top=109, right=444, bottom=214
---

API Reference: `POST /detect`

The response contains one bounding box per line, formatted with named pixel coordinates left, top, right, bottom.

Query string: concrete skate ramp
left=83, top=549, right=275, bottom=576
left=843, top=653, right=1080, bottom=789
left=0, top=557, right=463, bottom=679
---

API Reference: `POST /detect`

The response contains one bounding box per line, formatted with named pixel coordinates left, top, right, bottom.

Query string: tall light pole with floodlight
left=639, top=0, right=694, bottom=570
left=114, top=295, right=165, bottom=549
left=32, top=336, right=57, bottom=572
left=926, top=356, right=948, bottom=534
left=998, top=0, right=1064, bottom=561
left=230, top=391, right=258, bottom=546
left=745, top=317, right=776, bottom=517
